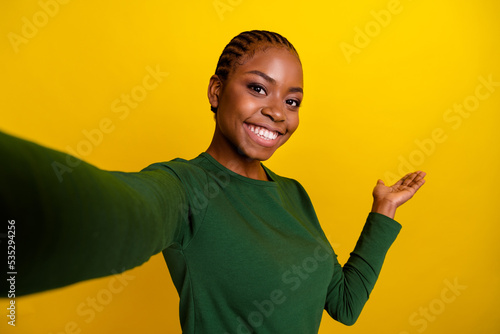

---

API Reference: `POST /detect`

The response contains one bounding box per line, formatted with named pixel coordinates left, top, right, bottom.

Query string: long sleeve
left=325, top=212, right=402, bottom=325
left=0, top=131, right=187, bottom=296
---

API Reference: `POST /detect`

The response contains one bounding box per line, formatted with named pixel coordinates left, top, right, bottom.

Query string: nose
left=261, top=98, right=285, bottom=122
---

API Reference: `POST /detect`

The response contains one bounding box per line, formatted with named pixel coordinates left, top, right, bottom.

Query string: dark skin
left=206, top=46, right=426, bottom=219
left=207, top=47, right=302, bottom=181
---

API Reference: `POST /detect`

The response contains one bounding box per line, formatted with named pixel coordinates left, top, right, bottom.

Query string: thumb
left=376, top=179, right=385, bottom=186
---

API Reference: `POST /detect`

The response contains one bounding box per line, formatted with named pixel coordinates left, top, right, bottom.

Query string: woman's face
left=209, top=47, right=303, bottom=162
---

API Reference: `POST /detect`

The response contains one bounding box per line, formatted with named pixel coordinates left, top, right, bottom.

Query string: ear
left=208, top=74, right=223, bottom=110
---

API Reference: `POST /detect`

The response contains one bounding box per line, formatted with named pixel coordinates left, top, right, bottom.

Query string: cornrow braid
left=211, top=30, right=300, bottom=113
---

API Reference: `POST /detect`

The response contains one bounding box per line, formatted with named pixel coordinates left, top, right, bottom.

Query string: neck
left=205, top=131, right=269, bottom=181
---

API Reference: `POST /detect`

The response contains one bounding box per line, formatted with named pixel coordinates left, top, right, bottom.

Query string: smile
left=246, top=124, right=279, bottom=140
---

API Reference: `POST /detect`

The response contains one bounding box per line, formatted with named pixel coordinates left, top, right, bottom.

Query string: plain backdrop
left=1, top=1, right=499, bottom=333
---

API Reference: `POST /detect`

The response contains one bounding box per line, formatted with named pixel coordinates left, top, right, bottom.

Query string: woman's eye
left=249, top=84, right=266, bottom=95
left=286, top=99, right=301, bottom=107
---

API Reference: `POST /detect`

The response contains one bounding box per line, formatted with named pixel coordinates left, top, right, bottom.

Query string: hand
left=371, top=171, right=427, bottom=219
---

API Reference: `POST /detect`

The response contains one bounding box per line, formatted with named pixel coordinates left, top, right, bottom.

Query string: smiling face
left=208, top=46, right=304, bottom=162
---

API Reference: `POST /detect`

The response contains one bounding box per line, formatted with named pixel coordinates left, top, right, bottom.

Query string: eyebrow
left=245, top=70, right=303, bottom=94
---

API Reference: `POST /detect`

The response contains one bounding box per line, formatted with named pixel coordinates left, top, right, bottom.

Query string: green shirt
left=0, top=131, right=401, bottom=333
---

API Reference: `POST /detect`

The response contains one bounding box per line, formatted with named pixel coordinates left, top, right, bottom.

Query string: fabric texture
left=0, top=131, right=401, bottom=333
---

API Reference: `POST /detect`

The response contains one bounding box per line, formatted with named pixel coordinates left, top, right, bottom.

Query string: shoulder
left=141, top=154, right=210, bottom=188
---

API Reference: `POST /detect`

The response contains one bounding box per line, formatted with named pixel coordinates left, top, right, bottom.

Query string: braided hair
left=211, top=30, right=300, bottom=113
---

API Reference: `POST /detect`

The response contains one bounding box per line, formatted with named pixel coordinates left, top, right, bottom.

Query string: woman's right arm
left=0, top=131, right=187, bottom=296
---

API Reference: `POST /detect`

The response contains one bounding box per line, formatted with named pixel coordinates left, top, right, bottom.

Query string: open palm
left=373, top=171, right=427, bottom=208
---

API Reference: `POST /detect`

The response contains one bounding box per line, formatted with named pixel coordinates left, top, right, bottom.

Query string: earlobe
left=208, top=75, right=222, bottom=110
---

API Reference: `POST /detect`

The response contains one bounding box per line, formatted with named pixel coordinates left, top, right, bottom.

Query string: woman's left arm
left=325, top=171, right=426, bottom=325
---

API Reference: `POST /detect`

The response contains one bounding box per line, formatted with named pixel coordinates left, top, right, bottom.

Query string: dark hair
left=211, top=30, right=300, bottom=113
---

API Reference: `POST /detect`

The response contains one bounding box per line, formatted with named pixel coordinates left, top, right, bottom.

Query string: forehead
left=231, top=47, right=303, bottom=86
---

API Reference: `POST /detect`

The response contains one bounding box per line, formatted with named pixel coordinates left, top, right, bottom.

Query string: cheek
left=288, top=113, right=300, bottom=134
left=221, top=92, right=255, bottom=118
left=236, top=93, right=261, bottom=113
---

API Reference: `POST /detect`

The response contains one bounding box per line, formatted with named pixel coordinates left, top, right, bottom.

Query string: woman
left=1, top=30, right=426, bottom=333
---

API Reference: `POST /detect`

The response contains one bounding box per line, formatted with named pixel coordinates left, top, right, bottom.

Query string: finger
left=408, top=172, right=427, bottom=190
left=412, top=171, right=426, bottom=183
left=394, top=173, right=411, bottom=186
left=409, top=177, right=426, bottom=192
left=402, top=172, right=418, bottom=187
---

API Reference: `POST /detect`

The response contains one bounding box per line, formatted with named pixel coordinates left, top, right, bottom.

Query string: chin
left=241, top=148, right=276, bottom=162
left=234, top=136, right=286, bottom=162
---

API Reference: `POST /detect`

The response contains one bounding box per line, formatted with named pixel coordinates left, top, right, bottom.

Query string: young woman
left=1, top=30, right=426, bottom=333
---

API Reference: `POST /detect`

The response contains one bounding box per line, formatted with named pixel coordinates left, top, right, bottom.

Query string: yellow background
left=1, top=0, right=499, bottom=333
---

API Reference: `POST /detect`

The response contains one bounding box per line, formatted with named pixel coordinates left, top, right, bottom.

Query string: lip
left=243, top=122, right=282, bottom=148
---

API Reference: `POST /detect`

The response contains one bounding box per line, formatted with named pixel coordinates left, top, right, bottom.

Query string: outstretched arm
left=0, top=131, right=187, bottom=296
left=325, top=171, right=426, bottom=325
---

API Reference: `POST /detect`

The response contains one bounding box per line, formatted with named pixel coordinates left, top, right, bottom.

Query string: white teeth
left=248, top=124, right=279, bottom=141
